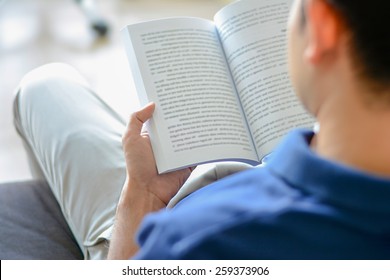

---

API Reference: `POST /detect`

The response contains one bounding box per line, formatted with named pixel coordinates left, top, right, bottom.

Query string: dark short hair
left=327, top=0, right=390, bottom=90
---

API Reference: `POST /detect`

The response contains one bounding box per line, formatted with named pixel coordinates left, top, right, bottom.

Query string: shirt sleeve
left=132, top=211, right=180, bottom=260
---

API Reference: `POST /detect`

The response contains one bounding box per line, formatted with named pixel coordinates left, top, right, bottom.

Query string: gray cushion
left=0, top=180, right=83, bottom=259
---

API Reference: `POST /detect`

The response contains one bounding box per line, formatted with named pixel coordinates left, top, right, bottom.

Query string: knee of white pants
left=21, top=63, right=88, bottom=88
left=16, top=63, right=90, bottom=114
left=18, top=63, right=88, bottom=97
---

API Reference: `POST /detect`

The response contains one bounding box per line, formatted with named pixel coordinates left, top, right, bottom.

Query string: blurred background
left=0, top=0, right=230, bottom=183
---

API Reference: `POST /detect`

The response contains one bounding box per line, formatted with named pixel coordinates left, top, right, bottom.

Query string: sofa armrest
left=0, top=180, right=83, bottom=260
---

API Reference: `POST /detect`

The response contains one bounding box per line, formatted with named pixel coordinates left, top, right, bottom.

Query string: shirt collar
left=268, top=129, right=390, bottom=213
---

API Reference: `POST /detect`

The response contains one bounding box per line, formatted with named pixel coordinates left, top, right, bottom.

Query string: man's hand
left=122, top=102, right=192, bottom=206
left=107, top=103, right=192, bottom=259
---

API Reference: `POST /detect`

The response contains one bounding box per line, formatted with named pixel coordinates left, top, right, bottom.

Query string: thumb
left=128, top=102, right=156, bottom=134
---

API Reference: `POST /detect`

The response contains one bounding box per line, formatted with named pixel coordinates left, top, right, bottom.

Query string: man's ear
left=304, top=0, right=342, bottom=64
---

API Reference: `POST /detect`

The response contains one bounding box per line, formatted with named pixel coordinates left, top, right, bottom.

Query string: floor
left=0, top=0, right=229, bottom=183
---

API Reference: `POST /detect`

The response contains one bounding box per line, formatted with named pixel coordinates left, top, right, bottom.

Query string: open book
left=121, top=0, right=314, bottom=174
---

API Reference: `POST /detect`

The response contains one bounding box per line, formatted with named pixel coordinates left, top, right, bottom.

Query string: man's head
left=288, top=0, right=390, bottom=115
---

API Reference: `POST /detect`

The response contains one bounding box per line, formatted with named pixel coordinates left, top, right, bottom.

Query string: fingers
left=128, top=102, right=155, bottom=134
left=188, top=166, right=196, bottom=172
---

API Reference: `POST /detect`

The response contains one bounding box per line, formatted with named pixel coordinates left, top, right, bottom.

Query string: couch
left=0, top=180, right=83, bottom=259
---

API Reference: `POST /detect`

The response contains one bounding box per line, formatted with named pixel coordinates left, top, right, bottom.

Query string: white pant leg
left=13, top=63, right=127, bottom=259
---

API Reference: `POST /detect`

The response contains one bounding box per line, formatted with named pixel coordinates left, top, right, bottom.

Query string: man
left=14, top=0, right=390, bottom=259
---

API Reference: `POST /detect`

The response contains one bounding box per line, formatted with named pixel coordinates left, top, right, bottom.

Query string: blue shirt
left=134, top=130, right=390, bottom=259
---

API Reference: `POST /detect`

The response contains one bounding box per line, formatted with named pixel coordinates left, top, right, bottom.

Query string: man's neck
left=312, top=89, right=390, bottom=178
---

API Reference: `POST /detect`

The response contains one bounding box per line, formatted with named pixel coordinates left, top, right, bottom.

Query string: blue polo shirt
left=134, top=129, right=390, bottom=259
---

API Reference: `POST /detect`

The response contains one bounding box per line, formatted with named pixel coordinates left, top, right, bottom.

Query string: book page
left=122, top=18, right=258, bottom=173
left=215, top=0, right=314, bottom=159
